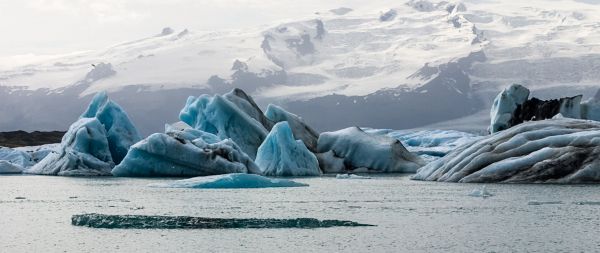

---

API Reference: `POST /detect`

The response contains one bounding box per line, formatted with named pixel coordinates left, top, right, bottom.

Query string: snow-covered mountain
left=1, top=0, right=600, bottom=135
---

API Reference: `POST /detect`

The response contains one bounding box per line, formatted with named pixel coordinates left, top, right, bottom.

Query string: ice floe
left=148, top=173, right=308, bottom=188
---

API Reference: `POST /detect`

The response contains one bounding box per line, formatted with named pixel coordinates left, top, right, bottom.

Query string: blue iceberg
left=148, top=173, right=308, bottom=188
left=0, top=161, right=24, bottom=174
left=317, top=127, right=425, bottom=173
left=81, top=91, right=141, bottom=164
left=179, top=92, right=268, bottom=159
left=255, top=122, right=321, bottom=177
left=15, top=144, right=59, bottom=163
left=112, top=129, right=260, bottom=177
left=25, top=118, right=114, bottom=176
left=264, top=104, right=319, bottom=152
left=0, top=147, right=34, bottom=168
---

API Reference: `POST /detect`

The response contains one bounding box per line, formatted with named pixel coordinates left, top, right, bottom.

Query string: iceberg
left=468, top=186, right=493, bottom=198
left=15, top=144, right=59, bottom=163
left=335, top=174, right=371, bottom=179
left=317, top=127, right=425, bottom=173
left=0, top=147, right=34, bottom=168
left=149, top=173, right=308, bottom=188
left=112, top=129, right=260, bottom=177
left=490, top=84, right=530, bottom=133
left=264, top=104, right=319, bottom=152
left=0, top=160, right=23, bottom=174
left=363, top=128, right=481, bottom=162
left=490, top=84, right=596, bottom=133
left=413, top=118, right=600, bottom=183
left=179, top=91, right=268, bottom=159
left=223, top=88, right=274, bottom=130
left=582, top=89, right=600, bottom=121
left=25, top=118, right=114, bottom=176
left=255, top=122, right=321, bottom=177
left=81, top=91, right=141, bottom=164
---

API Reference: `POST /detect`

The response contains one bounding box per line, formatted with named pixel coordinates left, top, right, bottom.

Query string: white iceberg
left=148, top=173, right=308, bottom=188
left=112, top=129, right=260, bottom=177
left=490, top=84, right=530, bottom=133
left=413, top=118, right=600, bottom=183
left=25, top=118, right=114, bottom=176
left=363, top=128, right=481, bottom=162
left=468, top=186, right=493, bottom=198
left=317, top=127, right=425, bottom=173
left=255, top=122, right=321, bottom=177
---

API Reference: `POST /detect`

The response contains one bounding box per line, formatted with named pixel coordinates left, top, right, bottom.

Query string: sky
left=0, top=0, right=395, bottom=58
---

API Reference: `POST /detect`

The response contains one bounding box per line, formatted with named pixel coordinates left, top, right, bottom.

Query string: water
left=1, top=174, right=600, bottom=252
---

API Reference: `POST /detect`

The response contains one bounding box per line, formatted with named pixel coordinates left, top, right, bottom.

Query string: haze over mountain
left=1, top=0, right=599, bottom=135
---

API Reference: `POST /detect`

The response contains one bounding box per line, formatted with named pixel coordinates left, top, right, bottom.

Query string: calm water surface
left=1, top=175, right=599, bottom=252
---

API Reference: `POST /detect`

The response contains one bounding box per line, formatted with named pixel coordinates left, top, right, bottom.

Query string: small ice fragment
left=335, top=174, right=372, bottom=179
left=527, top=201, right=563, bottom=205
left=573, top=201, right=600, bottom=205
left=468, top=185, right=493, bottom=198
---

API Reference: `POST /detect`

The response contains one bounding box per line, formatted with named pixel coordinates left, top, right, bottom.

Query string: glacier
left=80, top=91, right=141, bottom=164
left=179, top=90, right=268, bottom=159
left=255, top=122, right=321, bottom=177
left=264, top=104, right=319, bottom=152
left=413, top=118, right=600, bottom=183
left=25, top=118, right=114, bottom=176
left=112, top=128, right=260, bottom=177
left=316, top=127, right=425, bottom=173
left=148, top=173, right=308, bottom=189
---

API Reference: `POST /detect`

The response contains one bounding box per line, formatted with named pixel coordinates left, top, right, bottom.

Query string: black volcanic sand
left=0, top=131, right=64, bottom=148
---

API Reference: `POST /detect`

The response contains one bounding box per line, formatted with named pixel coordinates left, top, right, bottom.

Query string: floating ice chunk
left=264, top=104, right=319, bottom=152
left=490, top=84, right=530, bottom=133
left=0, top=161, right=23, bottom=174
left=149, top=173, right=308, bottom=188
left=316, top=151, right=346, bottom=173
left=25, top=118, right=114, bottom=176
left=223, top=88, right=274, bottom=130
left=413, top=118, right=600, bottom=183
left=335, top=174, right=371, bottom=179
left=0, top=147, right=34, bottom=168
left=112, top=129, right=260, bottom=177
left=81, top=91, right=141, bottom=164
left=528, top=201, right=563, bottom=205
left=71, top=213, right=373, bottom=229
left=317, top=127, right=425, bottom=173
left=164, top=122, right=221, bottom=144
left=581, top=89, right=600, bottom=121
left=468, top=186, right=493, bottom=198
left=255, top=122, right=321, bottom=177
left=179, top=91, right=268, bottom=159
left=15, top=144, right=59, bottom=163
left=363, top=128, right=481, bottom=161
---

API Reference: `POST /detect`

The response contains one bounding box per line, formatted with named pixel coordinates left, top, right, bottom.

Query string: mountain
left=1, top=0, right=600, bottom=135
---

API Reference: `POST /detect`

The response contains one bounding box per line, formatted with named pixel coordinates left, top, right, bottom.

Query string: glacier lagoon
left=1, top=175, right=600, bottom=252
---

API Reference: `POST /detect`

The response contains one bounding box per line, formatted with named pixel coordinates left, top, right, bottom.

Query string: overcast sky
left=0, top=0, right=395, bottom=58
